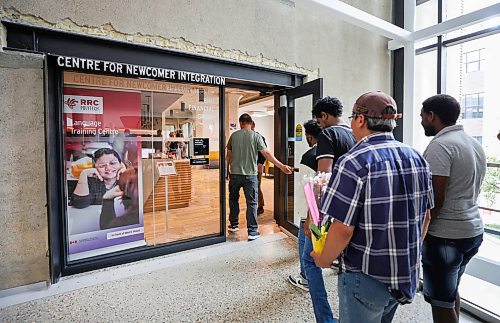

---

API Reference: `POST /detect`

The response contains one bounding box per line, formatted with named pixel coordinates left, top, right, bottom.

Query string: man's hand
left=310, top=250, right=328, bottom=268
left=280, top=164, right=293, bottom=174
left=226, top=168, right=231, bottom=180
left=310, top=220, right=354, bottom=268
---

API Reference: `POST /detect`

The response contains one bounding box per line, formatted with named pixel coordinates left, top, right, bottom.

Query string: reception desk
left=142, top=159, right=192, bottom=213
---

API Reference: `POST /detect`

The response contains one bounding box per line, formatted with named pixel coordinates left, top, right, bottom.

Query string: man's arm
left=225, top=149, right=232, bottom=179
left=430, top=175, right=448, bottom=220
left=311, top=219, right=354, bottom=267
left=317, top=158, right=334, bottom=173
left=422, top=209, right=431, bottom=241
left=259, top=148, right=292, bottom=174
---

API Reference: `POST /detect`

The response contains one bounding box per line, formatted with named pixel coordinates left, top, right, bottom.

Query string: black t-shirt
left=256, top=132, right=267, bottom=165
left=300, top=146, right=318, bottom=172
left=316, top=125, right=355, bottom=166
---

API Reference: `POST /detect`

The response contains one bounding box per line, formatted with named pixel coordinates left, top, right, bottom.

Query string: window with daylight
left=415, top=1, right=500, bottom=319
left=462, top=93, right=484, bottom=119
left=464, top=49, right=484, bottom=73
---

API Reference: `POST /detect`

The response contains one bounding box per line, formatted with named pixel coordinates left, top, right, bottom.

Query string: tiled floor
left=0, top=232, right=483, bottom=322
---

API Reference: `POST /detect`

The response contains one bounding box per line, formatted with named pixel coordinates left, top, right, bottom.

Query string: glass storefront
left=2, top=21, right=306, bottom=281
left=62, top=71, right=221, bottom=261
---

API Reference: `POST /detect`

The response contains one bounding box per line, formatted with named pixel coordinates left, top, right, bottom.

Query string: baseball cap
left=353, top=91, right=402, bottom=119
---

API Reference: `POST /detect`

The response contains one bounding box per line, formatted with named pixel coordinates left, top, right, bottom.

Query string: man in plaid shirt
left=311, top=91, right=434, bottom=322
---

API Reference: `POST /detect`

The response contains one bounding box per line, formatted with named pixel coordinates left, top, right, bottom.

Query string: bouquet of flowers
left=303, top=172, right=332, bottom=253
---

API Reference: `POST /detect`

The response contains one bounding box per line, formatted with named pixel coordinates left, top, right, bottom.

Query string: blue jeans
left=299, top=223, right=335, bottom=323
left=422, top=234, right=483, bottom=308
left=338, top=272, right=399, bottom=323
left=229, top=174, right=259, bottom=235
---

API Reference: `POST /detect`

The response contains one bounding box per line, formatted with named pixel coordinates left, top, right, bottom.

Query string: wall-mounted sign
left=56, top=55, right=225, bottom=86
left=295, top=124, right=303, bottom=141
left=64, top=95, right=103, bottom=114
left=193, top=138, right=209, bottom=156
left=157, top=161, right=177, bottom=176
left=190, top=158, right=209, bottom=165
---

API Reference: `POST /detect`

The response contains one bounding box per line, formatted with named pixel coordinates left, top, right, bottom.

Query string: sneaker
left=228, top=225, right=239, bottom=232
left=330, top=260, right=340, bottom=274
left=248, top=233, right=261, bottom=241
left=417, top=280, right=424, bottom=294
left=257, top=207, right=264, bottom=215
left=288, top=273, right=309, bottom=292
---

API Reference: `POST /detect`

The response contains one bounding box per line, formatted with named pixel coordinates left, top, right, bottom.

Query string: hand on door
left=279, top=164, right=293, bottom=174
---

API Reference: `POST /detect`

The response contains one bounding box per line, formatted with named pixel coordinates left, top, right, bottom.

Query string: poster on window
left=63, top=87, right=146, bottom=261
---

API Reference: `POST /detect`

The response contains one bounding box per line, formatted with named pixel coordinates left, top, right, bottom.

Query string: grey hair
left=366, top=117, right=397, bottom=132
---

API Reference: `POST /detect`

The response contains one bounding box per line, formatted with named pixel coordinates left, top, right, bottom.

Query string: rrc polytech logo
left=63, top=95, right=104, bottom=115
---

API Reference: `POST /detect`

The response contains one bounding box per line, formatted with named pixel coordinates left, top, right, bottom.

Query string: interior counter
left=142, top=159, right=192, bottom=212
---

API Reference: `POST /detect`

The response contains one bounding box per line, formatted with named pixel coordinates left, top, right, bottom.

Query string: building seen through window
left=416, top=1, right=500, bottom=319
left=462, top=92, right=484, bottom=119
left=464, top=49, right=484, bottom=73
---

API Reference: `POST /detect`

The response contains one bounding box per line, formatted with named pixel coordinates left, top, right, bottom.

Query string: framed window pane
left=416, top=0, right=438, bottom=30
left=445, top=33, right=500, bottom=318
left=413, top=49, right=437, bottom=154
left=444, top=0, right=498, bottom=20
left=445, top=0, right=500, bottom=39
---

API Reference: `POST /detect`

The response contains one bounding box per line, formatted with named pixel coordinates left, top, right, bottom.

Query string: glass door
left=275, top=79, right=322, bottom=236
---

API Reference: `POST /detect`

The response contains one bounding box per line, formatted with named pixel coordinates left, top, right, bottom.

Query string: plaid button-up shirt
left=320, top=133, right=434, bottom=303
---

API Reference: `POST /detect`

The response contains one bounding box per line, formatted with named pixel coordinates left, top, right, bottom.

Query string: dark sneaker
left=257, top=207, right=264, bottom=215
left=288, top=273, right=309, bottom=292
left=417, top=280, right=424, bottom=294
left=248, top=233, right=261, bottom=241
left=228, top=225, right=239, bottom=233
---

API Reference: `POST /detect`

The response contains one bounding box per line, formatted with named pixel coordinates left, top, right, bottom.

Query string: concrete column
left=0, top=51, right=50, bottom=290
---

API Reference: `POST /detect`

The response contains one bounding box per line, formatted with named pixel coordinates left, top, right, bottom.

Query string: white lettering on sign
left=56, top=56, right=225, bottom=85
left=107, top=227, right=144, bottom=240
left=64, top=95, right=104, bottom=114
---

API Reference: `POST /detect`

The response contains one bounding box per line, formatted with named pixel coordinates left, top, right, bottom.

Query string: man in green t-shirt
left=226, top=113, right=292, bottom=240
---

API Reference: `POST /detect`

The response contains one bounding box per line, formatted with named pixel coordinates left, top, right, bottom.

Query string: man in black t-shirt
left=289, top=119, right=322, bottom=297
left=299, top=120, right=320, bottom=172
left=313, top=97, right=356, bottom=173
left=303, top=97, right=355, bottom=322
left=252, top=121, right=267, bottom=215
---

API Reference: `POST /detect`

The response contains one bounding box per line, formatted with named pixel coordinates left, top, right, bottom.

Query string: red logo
left=69, top=240, right=78, bottom=245
left=65, top=98, right=77, bottom=109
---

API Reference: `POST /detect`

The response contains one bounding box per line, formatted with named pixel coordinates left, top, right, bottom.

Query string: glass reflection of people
left=72, top=148, right=125, bottom=209
left=165, top=131, right=176, bottom=156
left=167, top=129, right=187, bottom=159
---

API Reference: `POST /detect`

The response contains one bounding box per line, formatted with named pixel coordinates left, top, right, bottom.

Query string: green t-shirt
left=227, top=129, right=266, bottom=175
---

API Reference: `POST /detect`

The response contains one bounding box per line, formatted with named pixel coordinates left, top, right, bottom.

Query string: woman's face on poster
left=95, top=154, right=121, bottom=180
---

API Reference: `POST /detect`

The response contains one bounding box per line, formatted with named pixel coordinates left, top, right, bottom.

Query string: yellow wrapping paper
left=311, top=233, right=327, bottom=254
